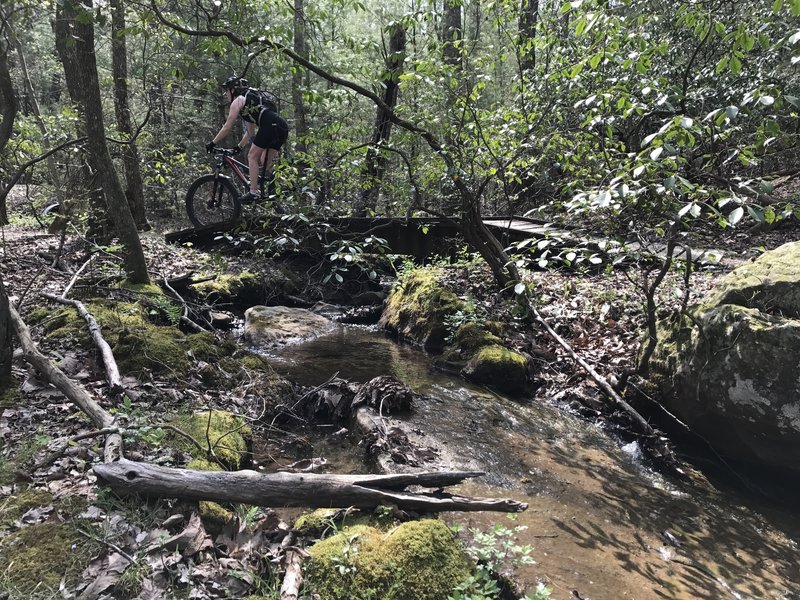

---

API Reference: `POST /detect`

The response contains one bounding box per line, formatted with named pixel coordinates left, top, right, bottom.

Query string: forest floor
left=2, top=198, right=800, bottom=599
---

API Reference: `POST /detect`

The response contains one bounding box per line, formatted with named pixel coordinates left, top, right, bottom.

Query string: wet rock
left=243, top=305, right=337, bottom=348
left=649, top=241, right=800, bottom=476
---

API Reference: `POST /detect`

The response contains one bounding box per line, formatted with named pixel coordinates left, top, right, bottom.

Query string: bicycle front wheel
left=185, top=175, right=242, bottom=227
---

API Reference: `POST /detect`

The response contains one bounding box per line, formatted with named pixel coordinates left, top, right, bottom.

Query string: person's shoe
left=239, top=191, right=259, bottom=204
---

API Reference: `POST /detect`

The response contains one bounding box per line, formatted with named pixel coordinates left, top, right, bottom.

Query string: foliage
left=450, top=518, right=551, bottom=600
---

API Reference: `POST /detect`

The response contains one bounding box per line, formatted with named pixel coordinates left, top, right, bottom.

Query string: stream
left=255, top=325, right=799, bottom=600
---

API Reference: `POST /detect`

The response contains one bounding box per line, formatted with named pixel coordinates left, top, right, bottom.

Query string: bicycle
left=185, top=147, right=270, bottom=227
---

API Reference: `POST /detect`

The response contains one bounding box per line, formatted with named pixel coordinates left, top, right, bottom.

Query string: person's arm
left=211, top=96, right=244, bottom=144
left=238, top=121, right=254, bottom=149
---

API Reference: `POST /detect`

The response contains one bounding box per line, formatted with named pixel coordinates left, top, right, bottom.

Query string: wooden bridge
left=165, top=215, right=722, bottom=265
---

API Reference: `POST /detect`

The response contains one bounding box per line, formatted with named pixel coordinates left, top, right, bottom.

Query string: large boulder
left=243, top=306, right=336, bottom=347
left=378, top=268, right=464, bottom=352
left=649, top=242, right=800, bottom=475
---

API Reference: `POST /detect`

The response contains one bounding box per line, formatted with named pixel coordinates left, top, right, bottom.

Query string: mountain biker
left=206, top=75, right=289, bottom=203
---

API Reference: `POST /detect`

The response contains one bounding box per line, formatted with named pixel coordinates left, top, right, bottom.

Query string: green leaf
left=773, top=0, right=784, bottom=12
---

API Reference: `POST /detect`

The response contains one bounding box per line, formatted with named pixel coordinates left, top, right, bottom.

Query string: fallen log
left=94, top=459, right=528, bottom=513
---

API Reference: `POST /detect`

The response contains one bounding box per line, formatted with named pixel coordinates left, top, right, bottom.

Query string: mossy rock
left=0, top=488, right=53, bottom=528
left=379, top=268, right=464, bottom=352
left=441, top=322, right=504, bottom=363
left=293, top=508, right=339, bottom=536
left=169, top=411, right=251, bottom=470
left=704, top=241, right=800, bottom=317
left=187, top=458, right=233, bottom=535
left=304, top=519, right=472, bottom=600
left=462, top=344, right=530, bottom=396
left=0, top=522, right=94, bottom=595
left=33, top=300, right=240, bottom=378
left=193, top=271, right=263, bottom=305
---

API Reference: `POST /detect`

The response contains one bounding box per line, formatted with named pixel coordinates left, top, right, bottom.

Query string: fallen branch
left=94, top=460, right=528, bottom=513
left=526, top=298, right=657, bottom=438
left=9, top=303, right=123, bottom=462
left=42, top=292, right=125, bottom=399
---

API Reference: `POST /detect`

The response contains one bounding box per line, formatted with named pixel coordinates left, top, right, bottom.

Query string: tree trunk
left=518, top=0, right=539, bottom=72
left=0, top=39, right=17, bottom=225
left=356, top=24, right=406, bottom=217
left=53, top=5, right=110, bottom=240
left=442, top=0, right=463, bottom=69
left=111, top=0, right=150, bottom=232
left=94, top=460, right=528, bottom=513
left=292, top=0, right=310, bottom=169
left=0, top=273, right=11, bottom=385
left=8, top=27, right=69, bottom=222
left=57, top=0, right=150, bottom=284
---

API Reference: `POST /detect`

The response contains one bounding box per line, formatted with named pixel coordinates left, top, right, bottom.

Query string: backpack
left=240, top=88, right=279, bottom=123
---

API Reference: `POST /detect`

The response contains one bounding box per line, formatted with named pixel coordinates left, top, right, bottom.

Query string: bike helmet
left=221, top=75, right=248, bottom=93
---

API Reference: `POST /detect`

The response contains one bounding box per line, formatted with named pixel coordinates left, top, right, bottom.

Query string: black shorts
left=254, top=111, right=289, bottom=151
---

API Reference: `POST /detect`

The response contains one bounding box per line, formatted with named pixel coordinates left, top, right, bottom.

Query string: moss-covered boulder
left=243, top=306, right=336, bottom=348
left=379, top=268, right=464, bottom=352
left=462, top=344, right=530, bottom=396
left=30, top=300, right=235, bottom=377
left=169, top=410, right=251, bottom=470
left=193, top=271, right=263, bottom=306
left=649, top=241, right=800, bottom=475
left=304, top=519, right=471, bottom=600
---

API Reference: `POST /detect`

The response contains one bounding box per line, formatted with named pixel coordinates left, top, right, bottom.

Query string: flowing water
left=256, top=325, right=800, bottom=600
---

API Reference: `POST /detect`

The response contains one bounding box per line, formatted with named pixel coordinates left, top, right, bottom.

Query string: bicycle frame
left=211, top=151, right=267, bottom=193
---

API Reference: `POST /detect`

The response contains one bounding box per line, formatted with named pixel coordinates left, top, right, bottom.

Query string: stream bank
left=256, top=325, right=800, bottom=600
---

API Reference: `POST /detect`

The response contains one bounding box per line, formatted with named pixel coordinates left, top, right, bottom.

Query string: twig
left=75, top=527, right=136, bottom=565
left=32, top=427, right=121, bottom=472
left=162, top=272, right=208, bottom=332
left=62, top=254, right=97, bottom=299
left=42, top=292, right=125, bottom=399
left=525, top=296, right=657, bottom=438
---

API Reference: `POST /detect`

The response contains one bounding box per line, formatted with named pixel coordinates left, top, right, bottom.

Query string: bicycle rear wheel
left=185, top=175, right=241, bottom=227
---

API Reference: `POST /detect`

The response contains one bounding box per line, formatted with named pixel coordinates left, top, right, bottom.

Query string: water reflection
left=257, top=326, right=800, bottom=600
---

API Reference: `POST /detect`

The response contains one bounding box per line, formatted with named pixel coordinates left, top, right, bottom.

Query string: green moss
left=187, top=459, right=233, bottom=535
left=293, top=509, right=339, bottom=536
left=198, top=500, right=232, bottom=535
left=0, top=379, right=21, bottom=409
left=186, top=332, right=237, bottom=362
left=169, top=411, right=251, bottom=470
left=0, top=522, right=93, bottom=595
left=463, top=344, right=530, bottom=396
left=115, top=281, right=165, bottom=297
left=0, top=488, right=54, bottom=528
left=193, top=271, right=262, bottom=304
left=380, top=268, right=464, bottom=351
left=304, top=519, right=472, bottom=600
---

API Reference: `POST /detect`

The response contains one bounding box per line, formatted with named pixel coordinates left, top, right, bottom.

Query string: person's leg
left=247, top=145, right=266, bottom=195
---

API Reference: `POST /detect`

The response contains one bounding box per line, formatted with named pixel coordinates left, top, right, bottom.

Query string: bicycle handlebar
left=212, top=147, right=239, bottom=156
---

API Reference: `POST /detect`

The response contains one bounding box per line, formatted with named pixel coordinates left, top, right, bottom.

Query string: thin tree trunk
left=8, top=29, right=69, bottom=220
left=57, top=0, right=150, bottom=284
left=111, top=0, right=150, bottom=231
left=442, top=0, right=463, bottom=69
left=0, top=39, right=17, bottom=225
left=292, top=0, right=310, bottom=164
left=518, top=0, right=539, bottom=72
left=356, top=25, right=406, bottom=217
left=0, top=273, right=11, bottom=384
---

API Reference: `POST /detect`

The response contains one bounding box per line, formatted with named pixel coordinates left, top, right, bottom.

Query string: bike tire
left=185, top=175, right=242, bottom=227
